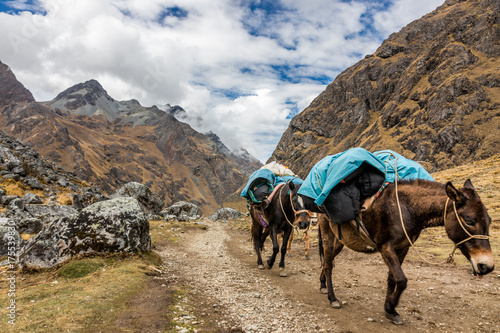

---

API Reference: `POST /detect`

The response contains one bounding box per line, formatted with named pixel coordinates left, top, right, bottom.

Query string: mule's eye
left=463, top=218, right=475, bottom=226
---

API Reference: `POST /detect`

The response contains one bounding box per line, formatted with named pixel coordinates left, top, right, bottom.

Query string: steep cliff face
left=0, top=71, right=261, bottom=213
left=271, top=0, right=500, bottom=177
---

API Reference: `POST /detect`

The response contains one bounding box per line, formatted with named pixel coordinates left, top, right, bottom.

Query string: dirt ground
left=151, top=218, right=500, bottom=333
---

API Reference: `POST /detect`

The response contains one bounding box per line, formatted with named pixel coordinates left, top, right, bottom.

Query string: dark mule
left=250, top=181, right=311, bottom=277
left=299, top=179, right=494, bottom=324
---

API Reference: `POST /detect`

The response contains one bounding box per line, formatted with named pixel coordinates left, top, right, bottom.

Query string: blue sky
left=0, top=0, right=444, bottom=162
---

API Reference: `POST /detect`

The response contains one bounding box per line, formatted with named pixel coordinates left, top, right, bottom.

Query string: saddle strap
left=352, top=216, right=377, bottom=248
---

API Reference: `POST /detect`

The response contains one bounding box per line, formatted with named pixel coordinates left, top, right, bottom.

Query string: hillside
left=0, top=62, right=262, bottom=213
left=270, top=0, right=500, bottom=177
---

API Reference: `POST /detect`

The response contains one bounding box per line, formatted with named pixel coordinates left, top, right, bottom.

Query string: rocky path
left=159, top=220, right=338, bottom=332
left=157, top=219, right=500, bottom=333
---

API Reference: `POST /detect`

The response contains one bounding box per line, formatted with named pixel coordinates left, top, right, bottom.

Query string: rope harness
left=385, top=152, right=490, bottom=265
left=278, top=181, right=311, bottom=231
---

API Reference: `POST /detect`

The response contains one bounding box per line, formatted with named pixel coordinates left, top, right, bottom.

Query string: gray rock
left=18, top=197, right=151, bottom=268
left=4, top=206, right=43, bottom=234
left=112, top=182, right=163, bottom=215
left=2, top=173, right=19, bottom=181
left=11, top=165, right=26, bottom=176
left=24, top=204, right=78, bottom=225
left=72, top=187, right=109, bottom=210
left=210, top=208, right=243, bottom=222
left=23, top=176, right=43, bottom=190
left=2, top=195, right=20, bottom=206
left=161, top=201, right=200, bottom=221
left=8, top=198, right=24, bottom=210
left=22, top=192, right=43, bottom=205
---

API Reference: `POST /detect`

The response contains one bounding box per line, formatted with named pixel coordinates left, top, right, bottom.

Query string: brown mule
left=300, top=179, right=494, bottom=324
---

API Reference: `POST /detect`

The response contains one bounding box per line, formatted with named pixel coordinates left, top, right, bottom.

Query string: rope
left=279, top=181, right=311, bottom=232
left=386, top=153, right=447, bottom=265
left=385, top=151, right=490, bottom=265
left=444, top=197, right=490, bottom=260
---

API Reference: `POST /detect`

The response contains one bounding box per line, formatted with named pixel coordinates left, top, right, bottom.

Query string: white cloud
left=0, top=0, right=445, bottom=162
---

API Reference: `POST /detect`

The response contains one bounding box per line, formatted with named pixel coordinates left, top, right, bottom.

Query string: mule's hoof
left=330, top=300, right=341, bottom=309
left=287, top=253, right=292, bottom=257
left=265, top=263, right=272, bottom=270
left=279, top=268, right=287, bottom=277
left=320, top=288, right=328, bottom=294
left=257, top=264, right=265, bottom=269
left=305, top=255, right=310, bottom=260
left=385, top=312, right=403, bottom=325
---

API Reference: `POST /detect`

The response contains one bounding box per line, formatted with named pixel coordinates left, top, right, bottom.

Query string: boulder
left=161, top=201, right=200, bottom=221
left=210, top=208, right=244, bottom=222
left=112, top=182, right=163, bottom=215
left=23, top=176, right=43, bottom=190
left=21, top=192, right=43, bottom=205
left=18, top=197, right=151, bottom=268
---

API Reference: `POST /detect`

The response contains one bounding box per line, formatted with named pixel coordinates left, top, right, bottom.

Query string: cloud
left=0, top=0, right=445, bottom=163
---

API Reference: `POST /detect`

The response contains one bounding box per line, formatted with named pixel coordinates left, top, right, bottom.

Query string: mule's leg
left=253, top=224, right=266, bottom=269
left=320, top=219, right=344, bottom=307
left=304, top=228, right=310, bottom=260
left=266, top=227, right=280, bottom=270
left=380, top=245, right=409, bottom=325
left=286, top=230, right=293, bottom=257
left=278, top=228, right=293, bottom=277
left=325, top=237, right=344, bottom=308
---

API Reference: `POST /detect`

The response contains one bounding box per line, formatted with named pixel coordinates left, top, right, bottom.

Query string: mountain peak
left=45, top=79, right=128, bottom=120
left=52, top=79, right=113, bottom=108
left=0, top=60, right=35, bottom=106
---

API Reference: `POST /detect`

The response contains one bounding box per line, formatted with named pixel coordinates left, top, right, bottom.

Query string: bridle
left=278, top=181, right=311, bottom=228
left=444, top=197, right=490, bottom=259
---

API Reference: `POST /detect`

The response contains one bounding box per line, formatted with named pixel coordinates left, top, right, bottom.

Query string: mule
left=250, top=181, right=311, bottom=277
left=298, top=179, right=494, bottom=324
left=282, top=214, right=318, bottom=260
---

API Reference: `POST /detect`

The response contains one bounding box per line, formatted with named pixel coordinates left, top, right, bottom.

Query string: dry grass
left=0, top=253, right=162, bottom=333
left=0, top=177, right=74, bottom=206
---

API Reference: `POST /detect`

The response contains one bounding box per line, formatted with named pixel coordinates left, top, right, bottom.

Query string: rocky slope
left=0, top=64, right=261, bottom=213
left=271, top=0, right=500, bottom=176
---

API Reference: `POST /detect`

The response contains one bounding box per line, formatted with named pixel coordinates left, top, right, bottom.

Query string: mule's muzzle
left=297, top=220, right=309, bottom=230
left=469, top=251, right=494, bottom=276
left=476, top=263, right=494, bottom=276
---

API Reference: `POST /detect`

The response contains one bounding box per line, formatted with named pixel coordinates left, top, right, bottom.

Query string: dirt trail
left=158, top=219, right=500, bottom=333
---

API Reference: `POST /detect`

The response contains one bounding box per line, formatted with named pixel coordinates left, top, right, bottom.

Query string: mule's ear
left=464, top=179, right=474, bottom=190
left=289, top=181, right=295, bottom=191
left=446, top=182, right=465, bottom=204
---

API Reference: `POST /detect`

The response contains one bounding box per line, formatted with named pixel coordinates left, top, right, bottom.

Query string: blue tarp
left=298, top=147, right=434, bottom=206
left=374, top=150, right=433, bottom=183
left=241, top=169, right=303, bottom=200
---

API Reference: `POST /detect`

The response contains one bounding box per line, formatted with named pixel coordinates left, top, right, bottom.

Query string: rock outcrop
left=210, top=208, right=244, bottom=221
left=271, top=0, right=500, bottom=175
left=18, top=197, right=150, bottom=268
left=112, top=182, right=164, bottom=215
left=161, top=201, right=201, bottom=221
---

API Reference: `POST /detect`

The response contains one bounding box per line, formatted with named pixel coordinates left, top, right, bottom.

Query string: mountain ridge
left=270, top=0, right=500, bottom=177
left=0, top=68, right=262, bottom=213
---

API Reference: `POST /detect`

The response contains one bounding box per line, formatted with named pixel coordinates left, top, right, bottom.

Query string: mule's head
left=289, top=182, right=311, bottom=230
left=445, top=179, right=494, bottom=277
